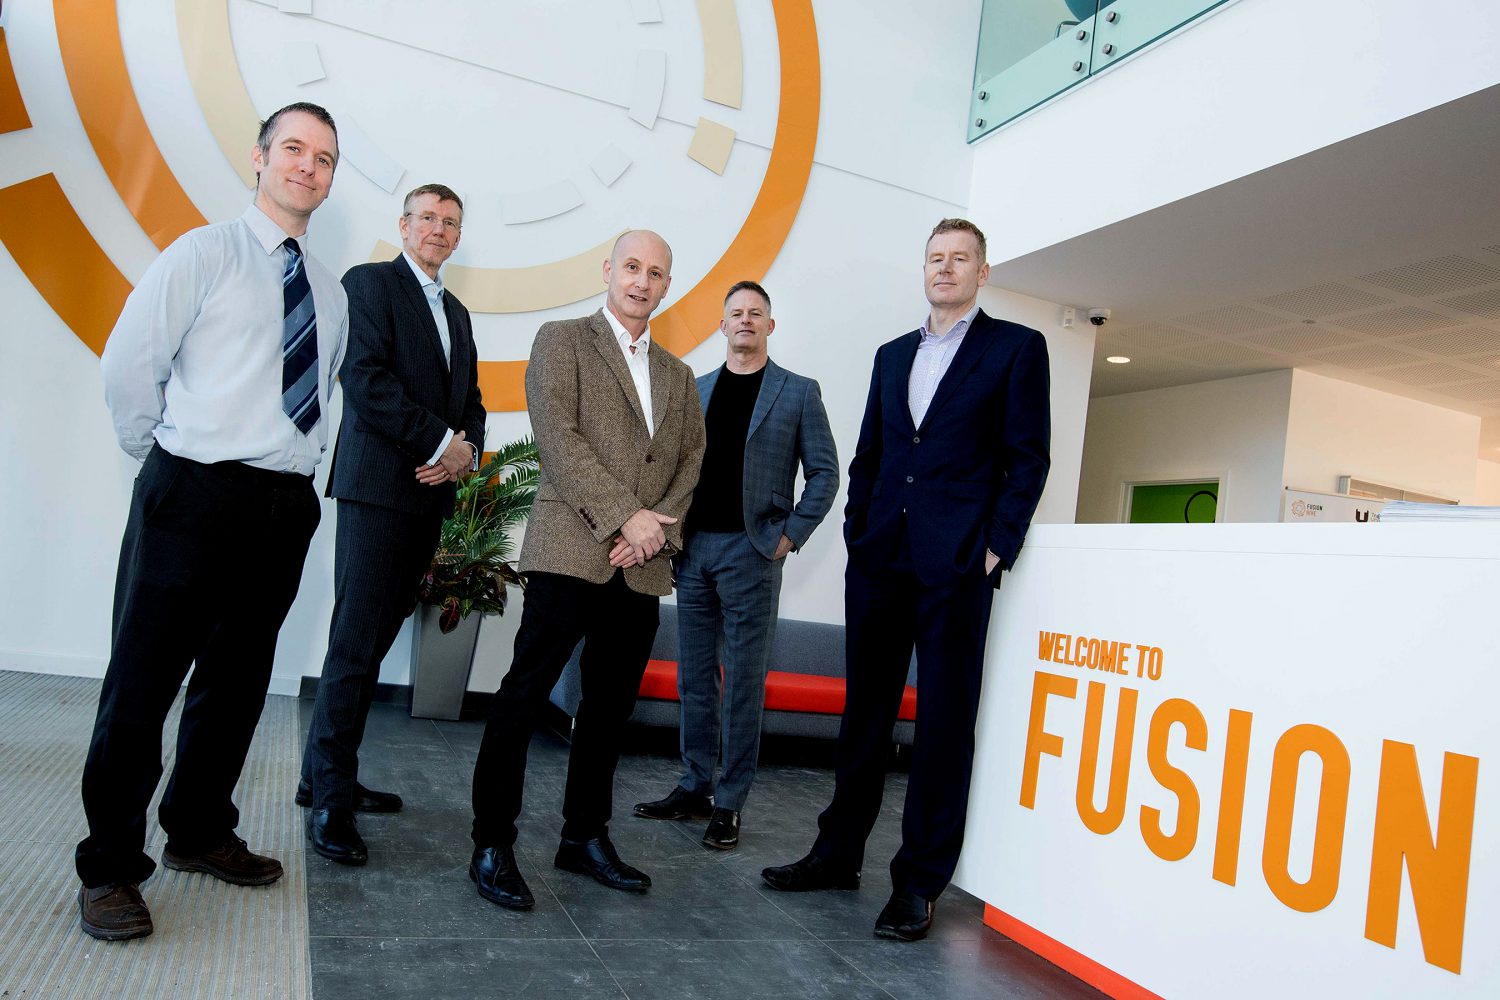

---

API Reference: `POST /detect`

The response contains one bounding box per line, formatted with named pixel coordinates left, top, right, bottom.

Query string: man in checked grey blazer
left=634, top=280, right=838, bottom=849
left=468, top=231, right=705, bottom=911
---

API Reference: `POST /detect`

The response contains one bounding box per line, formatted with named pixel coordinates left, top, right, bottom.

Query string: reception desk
left=953, top=522, right=1498, bottom=999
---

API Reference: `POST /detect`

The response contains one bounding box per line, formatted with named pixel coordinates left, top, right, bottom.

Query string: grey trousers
left=673, top=530, right=783, bottom=812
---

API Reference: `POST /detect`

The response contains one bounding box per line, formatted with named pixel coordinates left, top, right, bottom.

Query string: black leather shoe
left=78, top=884, right=152, bottom=941
left=470, top=845, right=535, bottom=910
left=701, top=808, right=740, bottom=850
left=760, top=853, right=860, bottom=892
left=162, top=836, right=284, bottom=885
left=306, top=808, right=369, bottom=866
left=632, top=786, right=713, bottom=821
left=295, top=779, right=403, bottom=813
left=874, top=888, right=934, bottom=941
left=554, top=835, right=651, bottom=892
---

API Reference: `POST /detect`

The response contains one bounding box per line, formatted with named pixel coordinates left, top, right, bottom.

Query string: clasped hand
left=414, top=430, right=470, bottom=486
left=608, top=508, right=678, bottom=568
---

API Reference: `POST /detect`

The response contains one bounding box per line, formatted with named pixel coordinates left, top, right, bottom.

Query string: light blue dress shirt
left=907, top=303, right=980, bottom=428
left=100, top=203, right=349, bottom=476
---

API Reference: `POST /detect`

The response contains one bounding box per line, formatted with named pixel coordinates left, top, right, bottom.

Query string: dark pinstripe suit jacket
left=326, top=256, right=487, bottom=517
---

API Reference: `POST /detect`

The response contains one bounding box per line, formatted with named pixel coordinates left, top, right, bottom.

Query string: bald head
left=603, top=229, right=674, bottom=336
left=610, top=229, right=673, bottom=273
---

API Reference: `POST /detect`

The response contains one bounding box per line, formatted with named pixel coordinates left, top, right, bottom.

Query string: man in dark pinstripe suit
left=300, top=183, right=486, bottom=865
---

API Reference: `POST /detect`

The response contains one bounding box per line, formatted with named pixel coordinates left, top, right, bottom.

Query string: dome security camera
left=1087, top=308, right=1112, bottom=327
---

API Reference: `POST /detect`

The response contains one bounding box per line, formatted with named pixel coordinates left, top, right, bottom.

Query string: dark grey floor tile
left=542, top=850, right=813, bottom=943
left=591, top=938, right=889, bottom=1000
left=828, top=934, right=1105, bottom=1000
left=307, top=846, right=581, bottom=941
left=310, top=936, right=626, bottom=999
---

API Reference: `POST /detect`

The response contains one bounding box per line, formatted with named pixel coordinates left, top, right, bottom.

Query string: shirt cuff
left=428, top=428, right=455, bottom=466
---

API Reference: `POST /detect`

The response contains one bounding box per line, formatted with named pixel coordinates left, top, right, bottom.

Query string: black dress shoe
left=306, top=808, right=369, bottom=866
left=760, top=853, right=861, bottom=892
left=469, top=845, right=535, bottom=910
left=78, top=883, right=152, bottom=941
left=874, top=888, right=934, bottom=941
left=295, top=779, right=403, bottom=813
left=554, top=835, right=651, bottom=892
left=632, top=786, right=713, bottom=821
left=701, top=808, right=740, bottom=850
left=162, top=836, right=284, bottom=885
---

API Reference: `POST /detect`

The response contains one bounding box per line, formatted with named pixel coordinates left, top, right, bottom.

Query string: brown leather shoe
left=78, top=883, right=153, bottom=941
left=162, top=836, right=283, bottom=886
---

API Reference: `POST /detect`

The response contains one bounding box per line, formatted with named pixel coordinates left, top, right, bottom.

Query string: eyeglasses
left=405, top=212, right=461, bottom=233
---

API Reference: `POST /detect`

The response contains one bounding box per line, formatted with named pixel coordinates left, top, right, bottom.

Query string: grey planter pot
left=409, top=606, right=482, bottom=720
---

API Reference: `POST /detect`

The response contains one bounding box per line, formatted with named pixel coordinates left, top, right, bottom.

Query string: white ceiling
left=984, top=83, right=1500, bottom=457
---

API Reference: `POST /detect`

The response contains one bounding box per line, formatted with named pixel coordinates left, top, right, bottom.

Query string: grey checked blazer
left=518, top=310, right=706, bottom=596
left=692, top=358, right=839, bottom=558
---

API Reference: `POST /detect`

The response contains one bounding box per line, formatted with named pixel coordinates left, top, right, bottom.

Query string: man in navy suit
left=633, top=281, right=838, bottom=849
left=762, top=219, right=1051, bottom=941
left=300, top=183, right=486, bottom=865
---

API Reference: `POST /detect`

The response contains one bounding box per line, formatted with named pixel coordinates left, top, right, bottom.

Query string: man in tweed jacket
left=467, top=230, right=705, bottom=910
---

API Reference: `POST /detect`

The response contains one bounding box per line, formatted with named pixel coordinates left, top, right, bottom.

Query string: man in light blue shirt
left=79, top=103, right=348, bottom=942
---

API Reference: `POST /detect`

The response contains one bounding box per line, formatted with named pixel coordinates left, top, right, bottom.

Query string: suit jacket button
left=645, top=454, right=654, bottom=463
left=905, top=475, right=914, bottom=483
left=912, top=435, right=921, bottom=443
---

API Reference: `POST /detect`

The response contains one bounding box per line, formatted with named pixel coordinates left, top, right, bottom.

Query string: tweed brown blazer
left=518, top=309, right=705, bottom=596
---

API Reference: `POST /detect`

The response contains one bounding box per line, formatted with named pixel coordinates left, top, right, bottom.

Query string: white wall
left=0, top=1, right=1097, bottom=687
left=1284, top=369, right=1480, bottom=501
left=1076, top=370, right=1293, bottom=523
left=969, top=0, right=1500, bottom=263
left=978, top=285, right=1096, bottom=526
left=1476, top=459, right=1500, bottom=505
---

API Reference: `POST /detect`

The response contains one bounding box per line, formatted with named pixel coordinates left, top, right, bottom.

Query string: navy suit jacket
left=695, top=358, right=840, bottom=559
left=844, top=309, right=1050, bottom=587
left=326, top=256, right=486, bottom=518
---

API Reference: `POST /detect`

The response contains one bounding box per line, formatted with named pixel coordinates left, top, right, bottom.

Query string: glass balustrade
left=970, top=0, right=1234, bottom=141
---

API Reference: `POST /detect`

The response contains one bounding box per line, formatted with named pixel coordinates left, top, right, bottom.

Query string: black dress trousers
left=471, top=570, right=659, bottom=848
left=76, top=445, right=320, bottom=888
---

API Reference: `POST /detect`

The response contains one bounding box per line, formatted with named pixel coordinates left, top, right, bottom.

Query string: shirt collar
left=604, top=306, right=650, bottom=357
left=402, top=251, right=442, bottom=295
left=243, top=202, right=301, bottom=256
left=919, top=303, right=981, bottom=342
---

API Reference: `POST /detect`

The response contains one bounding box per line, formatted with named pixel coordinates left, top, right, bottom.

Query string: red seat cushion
left=637, top=660, right=916, bottom=722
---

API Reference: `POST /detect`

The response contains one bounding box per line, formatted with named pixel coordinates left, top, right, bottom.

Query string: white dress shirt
left=400, top=252, right=473, bottom=469
left=100, top=203, right=349, bottom=476
left=603, top=305, right=654, bottom=434
left=908, top=303, right=980, bottom=429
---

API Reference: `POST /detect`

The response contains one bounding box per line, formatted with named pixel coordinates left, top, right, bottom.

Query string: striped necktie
left=281, top=237, right=320, bottom=435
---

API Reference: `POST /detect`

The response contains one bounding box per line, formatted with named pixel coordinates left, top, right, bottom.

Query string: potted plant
left=409, top=436, right=539, bottom=719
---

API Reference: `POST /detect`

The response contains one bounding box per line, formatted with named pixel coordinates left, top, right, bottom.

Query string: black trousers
left=471, top=571, right=658, bottom=848
left=301, top=499, right=443, bottom=809
left=76, top=445, right=320, bottom=888
left=812, top=531, right=998, bottom=900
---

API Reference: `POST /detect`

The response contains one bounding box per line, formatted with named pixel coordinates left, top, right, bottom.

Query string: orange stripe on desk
left=0, top=29, right=33, bottom=133
left=55, top=0, right=207, bottom=249
left=0, top=174, right=133, bottom=356
left=983, top=905, right=1164, bottom=1000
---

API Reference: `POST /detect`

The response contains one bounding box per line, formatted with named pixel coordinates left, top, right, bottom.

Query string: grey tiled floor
left=303, top=701, right=1102, bottom=1000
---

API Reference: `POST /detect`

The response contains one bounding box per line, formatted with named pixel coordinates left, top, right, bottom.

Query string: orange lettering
left=1262, top=724, right=1350, bottom=912
left=1020, top=671, right=1078, bottom=809
left=1038, top=631, right=1058, bottom=661
left=1212, top=709, right=1254, bottom=886
left=1140, top=698, right=1207, bottom=862
left=1076, top=681, right=1139, bottom=835
left=1364, top=741, right=1478, bottom=974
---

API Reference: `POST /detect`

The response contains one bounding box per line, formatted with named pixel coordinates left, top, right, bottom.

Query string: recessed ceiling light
left=1105, top=356, right=1131, bottom=364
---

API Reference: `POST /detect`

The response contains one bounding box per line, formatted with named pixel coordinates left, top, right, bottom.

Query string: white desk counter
left=953, top=523, right=1500, bottom=999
